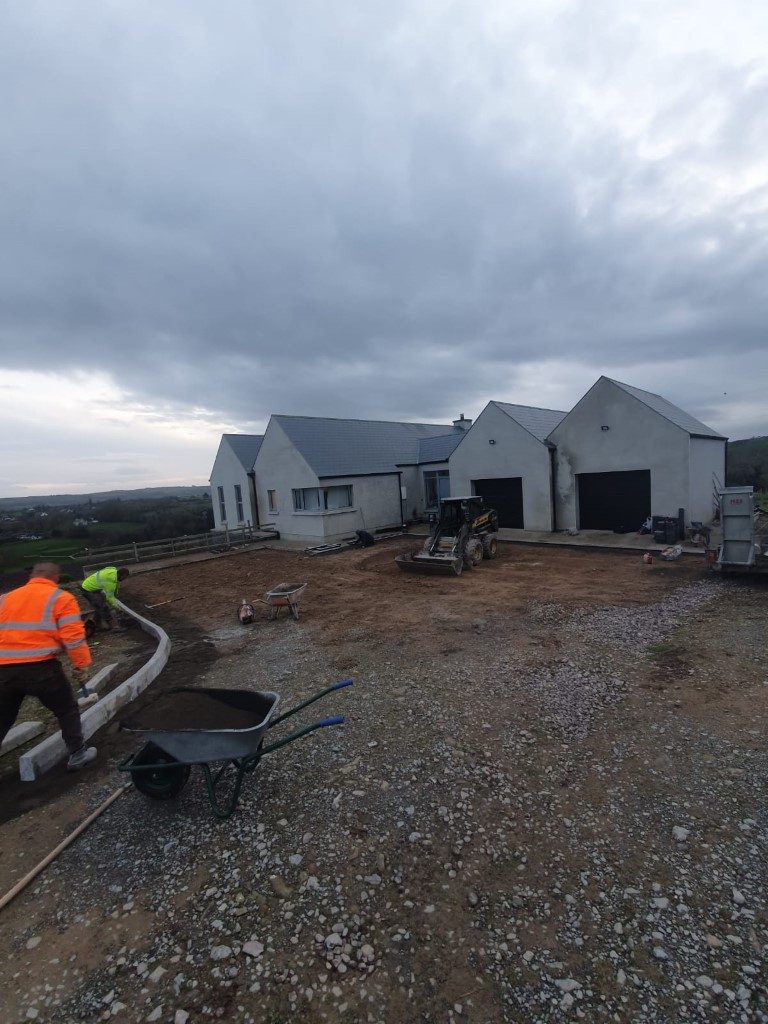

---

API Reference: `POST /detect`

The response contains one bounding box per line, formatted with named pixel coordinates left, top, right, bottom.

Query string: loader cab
left=438, top=496, right=486, bottom=528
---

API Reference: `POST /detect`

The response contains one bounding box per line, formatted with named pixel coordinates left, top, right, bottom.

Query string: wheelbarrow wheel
left=131, top=744, right=190, bottom=800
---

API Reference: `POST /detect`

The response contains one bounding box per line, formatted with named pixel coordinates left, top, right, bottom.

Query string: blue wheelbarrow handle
left=269, top=679, right=354, bottom=728
left=261, top=714, right=345, bottom=755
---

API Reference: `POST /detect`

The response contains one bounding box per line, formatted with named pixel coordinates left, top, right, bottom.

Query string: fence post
left=133, top=542, right=139, bottom=563
left=170, top=538, right=176, bottom=557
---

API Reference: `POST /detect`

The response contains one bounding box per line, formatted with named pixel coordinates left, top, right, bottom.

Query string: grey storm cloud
left=1, top=0, right=767, bottom=439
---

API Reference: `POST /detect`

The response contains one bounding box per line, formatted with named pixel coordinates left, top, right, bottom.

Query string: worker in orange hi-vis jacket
left=0, top=562, right=97, bottom=771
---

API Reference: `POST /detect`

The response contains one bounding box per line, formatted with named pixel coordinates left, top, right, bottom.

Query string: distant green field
left=0, top=538, right=84, bottom=572
left=88, top=521, right=143, bottom=537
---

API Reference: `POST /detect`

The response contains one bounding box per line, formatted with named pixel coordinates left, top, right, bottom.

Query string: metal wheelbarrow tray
left=265, top=582, right=307, bottom=620
left=119, top=679, right=352, bottom=818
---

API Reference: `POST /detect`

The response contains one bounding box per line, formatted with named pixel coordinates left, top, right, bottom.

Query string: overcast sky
left=1, top=0, right=766, bottom=495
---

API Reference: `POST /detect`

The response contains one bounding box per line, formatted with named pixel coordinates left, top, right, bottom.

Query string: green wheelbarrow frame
left=119, top=679, right=353, bottom=819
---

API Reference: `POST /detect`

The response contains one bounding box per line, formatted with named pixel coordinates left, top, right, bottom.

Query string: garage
left=577, top=469, right=651, bottom=531
left=472, top=477, right=524, bottom=529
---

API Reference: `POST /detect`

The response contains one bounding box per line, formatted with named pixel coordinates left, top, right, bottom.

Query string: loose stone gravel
left=3, top=563, right=767, bottom=1024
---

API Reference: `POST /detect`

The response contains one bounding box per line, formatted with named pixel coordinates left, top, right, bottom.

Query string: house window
left=324, top=485, right=353, bottom=510
left=217, top=485, right=227, bottom=523
left=293, top=488, right=321, bottom=512
left=424, top=470, right=450, bottom=510
left=267, top=490, right=278, bottom=512
left=292, top=486, right=354, bottom=512
left=234, top=484, right=244, bottom=522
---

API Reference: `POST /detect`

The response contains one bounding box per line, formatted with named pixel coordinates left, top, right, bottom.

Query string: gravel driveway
left=1, top=544, right=766, bottom=1023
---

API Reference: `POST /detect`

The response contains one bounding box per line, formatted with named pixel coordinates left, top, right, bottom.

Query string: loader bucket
left=394, top=553, right=463, bottom=576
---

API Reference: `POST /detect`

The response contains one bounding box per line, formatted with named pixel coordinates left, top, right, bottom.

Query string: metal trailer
left=710, top=486, right=768, bottom=574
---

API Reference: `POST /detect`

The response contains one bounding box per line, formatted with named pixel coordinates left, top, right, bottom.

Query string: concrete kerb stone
left=1, top=721, right=45, bottom=757
left=84, top=662, right=119, bottom=695
left=18, top=601, right=171, bottom=782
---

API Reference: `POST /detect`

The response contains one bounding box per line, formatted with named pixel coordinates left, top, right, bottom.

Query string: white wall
left=209, top=440, right=256, bottom=531
left=317, top=475, right=403, bottom=543
left=253, top=420, right=324, bottom=543
left=549, top=378, right=691, bottom=530
left=689, top=437, right=726, bottom=524
left=254, top=421, right=404, bottom=543
left=449, top=403, right=554, bottom=530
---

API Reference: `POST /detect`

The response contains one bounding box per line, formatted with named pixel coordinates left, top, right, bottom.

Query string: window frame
left=292, top=485, right=354, bottom=513
left=217, top=485, right=227, bottom=523
left=234, top=483, right=244, bottom=522
left=423, top=470, right=450, bottom=510
left=267, top=489, right=278, bottom=512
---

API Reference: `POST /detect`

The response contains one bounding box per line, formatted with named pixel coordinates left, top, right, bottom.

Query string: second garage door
left=577, top=469, right=651, bottom=531
left=472, top=477, right=524, bottom=529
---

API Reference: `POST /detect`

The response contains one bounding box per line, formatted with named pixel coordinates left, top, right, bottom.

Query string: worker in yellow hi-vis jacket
left=80, top=566, right=130, bottom=629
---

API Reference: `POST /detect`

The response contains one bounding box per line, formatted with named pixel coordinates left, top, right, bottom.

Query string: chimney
left=453, top=413, right=472, bottom=430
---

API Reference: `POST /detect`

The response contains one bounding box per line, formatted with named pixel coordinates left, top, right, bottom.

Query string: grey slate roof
left=272, top=416, right=455, bottom=477
left=606, top=379, right=725, bottom=438
left=492, top=402, right=567, bottom=442
left=416, top=431, right=466, bottom=464
left=223, top=433, right=264, bottom=471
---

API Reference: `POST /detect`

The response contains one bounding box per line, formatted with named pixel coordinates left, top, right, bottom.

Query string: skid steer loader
left=395, top=496, right=499, bottom=576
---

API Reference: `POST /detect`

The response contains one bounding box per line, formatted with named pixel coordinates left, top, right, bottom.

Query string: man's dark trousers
left=0, top=660, right=84, bottom=753
left=80, top=588, right=113, bottom=628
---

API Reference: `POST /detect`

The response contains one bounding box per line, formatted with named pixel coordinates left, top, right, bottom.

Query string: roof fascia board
left=317, top=471, right=400, bottom=480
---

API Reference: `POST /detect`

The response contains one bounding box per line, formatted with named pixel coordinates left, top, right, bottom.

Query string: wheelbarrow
left=265, top=582, right=307, bottom=621
left=118, top=679, right=352, bottom=818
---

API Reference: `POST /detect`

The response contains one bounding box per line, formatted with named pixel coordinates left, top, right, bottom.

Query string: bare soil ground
left=0, top=541, right=766, bottom=1023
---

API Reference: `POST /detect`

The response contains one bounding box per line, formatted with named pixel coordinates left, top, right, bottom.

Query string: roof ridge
left=604, top=377, right=667, bottom=402
left=492, top=400, right=568, bottom=414
left=273, top=413, right=452, bottom=429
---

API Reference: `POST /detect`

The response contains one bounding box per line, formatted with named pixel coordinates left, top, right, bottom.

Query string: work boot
left=66, top=746, right=97, bottom=771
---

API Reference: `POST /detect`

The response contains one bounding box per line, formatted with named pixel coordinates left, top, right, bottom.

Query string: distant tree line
left=1, top=496, right=214, bottom=548
left=727, top=437, right=768, bottom=493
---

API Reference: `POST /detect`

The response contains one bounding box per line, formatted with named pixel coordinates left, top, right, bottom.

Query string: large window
left=325, top=485, right=354, bottom=510
left=234, top=484, right=244, bottom=522
left=424, top=470, right=450, bottom=510
left=217, top=485, right=227, bottom=523
left=267, top=490, right=278, bottom=512
left=292, top=485, right=353, bottom=512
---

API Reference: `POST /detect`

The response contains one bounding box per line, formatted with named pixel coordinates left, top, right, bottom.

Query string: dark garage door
left=577, top=470, right=651, bottom=531
left=472, top=477, right=524, bottom=529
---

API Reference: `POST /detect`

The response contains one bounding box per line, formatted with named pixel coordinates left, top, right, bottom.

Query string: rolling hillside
left=0, top=486, right=209, bottom=510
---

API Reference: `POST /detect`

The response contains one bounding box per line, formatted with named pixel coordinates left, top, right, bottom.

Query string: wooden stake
left=0, top=785, right=130, bottom=913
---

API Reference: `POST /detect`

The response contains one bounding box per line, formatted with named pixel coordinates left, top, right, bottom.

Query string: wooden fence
left=80, top=525, right=264, bottom=572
